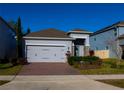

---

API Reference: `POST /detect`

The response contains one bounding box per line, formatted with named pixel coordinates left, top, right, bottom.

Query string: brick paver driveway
left=19, top=63, right=80, bottom=75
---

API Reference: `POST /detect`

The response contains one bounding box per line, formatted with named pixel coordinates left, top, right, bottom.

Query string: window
left=96, top=47, right=98, bottom=50
left=106, top=46, right=109, bottom=50
left=94, top=38, right=96, bottom=41
left=114, top=33, right=117, bottom=36
left=113, top=30, right=117, bottom=36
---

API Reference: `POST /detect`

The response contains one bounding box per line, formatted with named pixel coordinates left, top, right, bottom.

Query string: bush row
left=68, top=56, right=102, bottom=65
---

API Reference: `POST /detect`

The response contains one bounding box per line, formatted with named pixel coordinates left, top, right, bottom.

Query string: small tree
left=105, top=39, right=122, bottom=68
left=27, top=28, right=31, bottom=34
left=24, top=27, right=31, bottom=35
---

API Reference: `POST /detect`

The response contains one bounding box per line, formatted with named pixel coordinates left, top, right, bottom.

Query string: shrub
left=17, top=58, right=28, bottom=65
left=68, top=56, right=101, bottom=65
left=68, top=56, right=82, bottom=65
left=82, top=56, right=101, bottom=64
left=10, top=58, right=18, bottom=66
left=0, top=58, right=9, bottom=64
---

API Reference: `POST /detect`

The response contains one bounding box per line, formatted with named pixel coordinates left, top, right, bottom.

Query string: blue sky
left=0, top=3, right=124, bottom=32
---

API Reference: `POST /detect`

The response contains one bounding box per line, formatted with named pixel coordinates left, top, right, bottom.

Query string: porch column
left=84, top=37, right=90, bottom=56
left=84, top=46, right=90, bottom=56
left=72, top=42, right=75, bottom=56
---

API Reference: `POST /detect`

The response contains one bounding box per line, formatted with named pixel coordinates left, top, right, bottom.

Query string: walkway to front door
left=18, top=63, right=80, bottom=75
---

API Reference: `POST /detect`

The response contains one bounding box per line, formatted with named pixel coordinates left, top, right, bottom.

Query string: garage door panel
left=26, top=45, right=67, bottom=62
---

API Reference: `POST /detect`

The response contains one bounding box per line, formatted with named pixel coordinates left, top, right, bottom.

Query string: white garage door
left=26, top=45, right=67, bottom=62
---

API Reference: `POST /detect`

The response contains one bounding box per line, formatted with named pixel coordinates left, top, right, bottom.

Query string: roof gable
left=26, top=28, right=69, bottom=38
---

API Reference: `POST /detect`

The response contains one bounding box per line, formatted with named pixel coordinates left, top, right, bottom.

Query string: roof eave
left=23, top=36, right=75, bottom=40
left=67, top=31, right=93, bottom=35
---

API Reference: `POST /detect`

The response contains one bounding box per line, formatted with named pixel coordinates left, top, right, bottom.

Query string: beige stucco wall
left=94, top=50, right=109, bottom=59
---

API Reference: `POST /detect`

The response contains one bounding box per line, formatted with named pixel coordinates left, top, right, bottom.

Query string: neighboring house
left=0, top=17, right=16, bottom=59
left=118, top=34, right=124, bottom=59
left=90, top=21, right=124, bottom=59
left=23, top=28, right=92, bottom=63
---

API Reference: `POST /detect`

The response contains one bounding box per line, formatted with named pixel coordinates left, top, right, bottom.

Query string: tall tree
left=9, top=17, right=31, bottom=58
left=16, top=17, right=23, bottom=58
left=8, top=20, right=30, bottom=36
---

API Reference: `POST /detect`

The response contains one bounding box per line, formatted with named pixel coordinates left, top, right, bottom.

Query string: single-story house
left=0, top=17, right=16, bottom=60
left=23, top=28, right=92, bottom=63
left=90, top=21, right=124, bottom=59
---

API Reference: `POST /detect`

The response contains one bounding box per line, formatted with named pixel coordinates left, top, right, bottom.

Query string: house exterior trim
left=67, top=31, right=92, bottom=35
left=23, top=36, right=75, bottom=40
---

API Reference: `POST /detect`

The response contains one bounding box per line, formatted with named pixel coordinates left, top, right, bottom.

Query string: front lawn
left=68, top=57, right=124, bottom=75
left=97, top=79, right=124, bottom=88
left=80, top=63, right=124, bottom=74
left=0, top=63, right=22, bottom=75
left=0, top=81, right=9, bottom=86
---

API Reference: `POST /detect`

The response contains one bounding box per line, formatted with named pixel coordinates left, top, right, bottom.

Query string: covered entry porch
left=73, top=38, right=85, bottom=56
left=67, top=29, right=92, bottom=57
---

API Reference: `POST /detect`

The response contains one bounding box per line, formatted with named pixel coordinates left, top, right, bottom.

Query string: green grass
left=0, top=81, right=10, bottom=85
left=69, top=58, right=124, bottom=75
left=97, top=79, right=124, bottom=88
left=73, top=58, right=124, bottom=74
left=80, top=63, right=124, bottom=74
left=0, top=63, right=13, bottom=69
left=0, top=63, right=22, bottom=75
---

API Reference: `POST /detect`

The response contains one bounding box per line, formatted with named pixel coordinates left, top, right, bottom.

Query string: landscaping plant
left=68, top=56, right=102, bottom=69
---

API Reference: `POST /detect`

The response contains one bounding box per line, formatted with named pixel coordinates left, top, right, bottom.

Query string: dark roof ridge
left=91, top=21, right=124, bottom=36
left=0, top=16, right=16, bottom=33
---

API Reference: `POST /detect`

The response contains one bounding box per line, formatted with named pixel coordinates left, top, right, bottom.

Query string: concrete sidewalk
left=85, top=75, right=124, bottom=80
left=0, top=76, right=15, bottom=80
left=0, top=75, right=122, bottom=90
left=1, top=74, right=124, bottom=81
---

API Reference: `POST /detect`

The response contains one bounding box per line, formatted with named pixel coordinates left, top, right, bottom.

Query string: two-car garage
left=24, top=29, right=73, bottom=63
left=26, top=45, right=67, bottom=62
